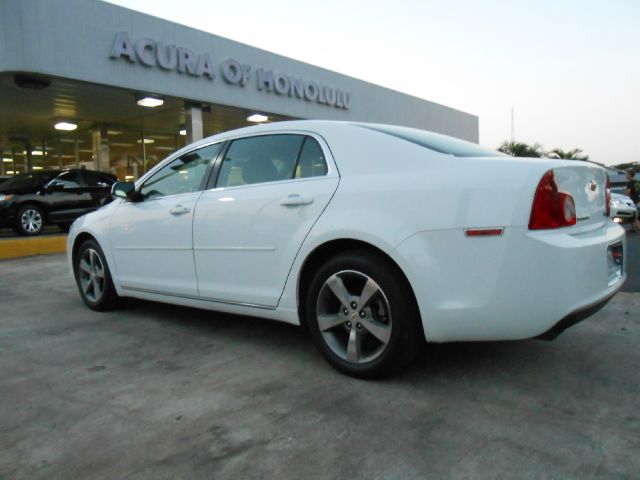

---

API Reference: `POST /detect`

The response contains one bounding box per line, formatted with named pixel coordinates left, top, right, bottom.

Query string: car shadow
left=114, top=298, right=546, bottom=382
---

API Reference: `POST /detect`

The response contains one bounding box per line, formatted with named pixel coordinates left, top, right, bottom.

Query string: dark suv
left=0, top=169, right=117, bottom=235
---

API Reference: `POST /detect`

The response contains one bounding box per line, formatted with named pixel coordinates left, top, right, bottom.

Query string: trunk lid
left=552, top=164, right=608, bottom=226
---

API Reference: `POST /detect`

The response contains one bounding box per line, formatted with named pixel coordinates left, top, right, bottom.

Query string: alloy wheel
left=315, top=270, right=392, bottom=364
left=78, top=248, right=105, bottom=303
left=20, top=207, right=43, bottom=233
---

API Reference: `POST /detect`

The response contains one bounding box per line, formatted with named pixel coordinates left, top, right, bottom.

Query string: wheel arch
left=296, top=238, right=424, bottom=336
left=71, top=231, right=98, bottom=268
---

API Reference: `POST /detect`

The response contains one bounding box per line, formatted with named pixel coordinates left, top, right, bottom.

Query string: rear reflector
left=465, top=228, right=504, bottom=237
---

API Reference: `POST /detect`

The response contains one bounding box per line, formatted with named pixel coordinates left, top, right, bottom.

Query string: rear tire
left=74, top=239, right=120, bottom=311
left=305, top=250, right=422, bottom=378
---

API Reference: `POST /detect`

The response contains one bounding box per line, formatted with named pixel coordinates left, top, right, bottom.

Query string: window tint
left=140, top=143, right=221, bottom=199
left=217, top=135, right=305, bottom=188
left=84, top=172, right=115, bottom=187
left=356, top=124, right=503, bottom=158
left=295, top=137, right=328, bottom=178
left=55, top=171, right=84, bottom=188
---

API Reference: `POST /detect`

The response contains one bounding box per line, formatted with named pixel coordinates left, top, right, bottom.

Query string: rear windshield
left=0, top=171, right=57, bottom=190
left=356, top=123, right=503, bottom=158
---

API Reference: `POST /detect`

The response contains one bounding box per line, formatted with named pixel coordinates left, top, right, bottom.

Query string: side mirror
left=111, top=181, right=139, bottom=200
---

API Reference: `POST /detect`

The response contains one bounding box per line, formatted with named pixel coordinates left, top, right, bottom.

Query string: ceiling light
left=31, top=150, right=44, bottom=156
left=125, top=175, right=134, bottom=180
left=179, top=129, right=186, bottom=136
left=32, top=166, right=43, bottom=170
left=54, top=121, right=77, bottom=131
left=6, top=170, right=15, bottom=174
left=107, top=130, right=122, bottom=135
left=137, top=138, right=155, bottom=144
left=247, top=113, right=269, bottom=123
left=136, top=95, right=164, bottom=108
left=2, top=158, right=12, bottom=163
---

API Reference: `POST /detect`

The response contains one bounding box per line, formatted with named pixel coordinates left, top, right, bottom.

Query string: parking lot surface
left=1, top=242, right=639, bottom=479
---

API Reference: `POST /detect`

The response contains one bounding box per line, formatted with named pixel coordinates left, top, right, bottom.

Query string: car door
left=44, top=171, right=94, bottom=223
left=193, top=133, right=339, bottom=307
left=109, top=143, right=222, bottom=296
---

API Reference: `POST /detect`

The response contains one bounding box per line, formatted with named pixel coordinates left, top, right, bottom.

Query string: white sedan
left=610, top=190, right=637, bottom=224
left=67, top=121, right=626, bottom=377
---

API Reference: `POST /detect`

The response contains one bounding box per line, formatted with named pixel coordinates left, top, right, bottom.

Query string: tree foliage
left=497, top=141, right=544, bottom=158
left=497, top=141, right=590, bottom=161
left=546, top=148, right=589, bottom=161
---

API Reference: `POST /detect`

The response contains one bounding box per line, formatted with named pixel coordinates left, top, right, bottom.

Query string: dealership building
left=0, top=0, right=478, bottom=180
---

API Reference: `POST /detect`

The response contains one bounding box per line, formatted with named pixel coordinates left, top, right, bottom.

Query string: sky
left=107, top=0, right=639, bottom=166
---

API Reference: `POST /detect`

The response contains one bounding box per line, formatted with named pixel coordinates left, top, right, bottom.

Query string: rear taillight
left=529, top=170, right=577, bottom=230
left=605, top=175, right=611, bottom=217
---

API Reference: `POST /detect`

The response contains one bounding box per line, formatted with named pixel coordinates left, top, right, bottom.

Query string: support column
left=185, top=103, right=203, bottom=145
left=91, top=126, right=110, bottom=172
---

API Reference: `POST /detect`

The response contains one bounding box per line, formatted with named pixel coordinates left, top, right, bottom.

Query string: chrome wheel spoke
left=326, top=274, right=352, bottom=307
left=357, top=278, right=379, bottom=309
left=347, top=328, right=362, bottom=362
left=83, top=278, right=92, bottom=295
left=317, top=314, right=346, bottom=331
left=92, top=277, right=101, bottom=298
left=360, top=317, right=391, bottom=344
left=79, top=259, right=92, bottom=274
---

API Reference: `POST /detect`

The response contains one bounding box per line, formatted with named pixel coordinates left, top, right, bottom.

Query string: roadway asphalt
left=0, top=236, right=638, bottom=479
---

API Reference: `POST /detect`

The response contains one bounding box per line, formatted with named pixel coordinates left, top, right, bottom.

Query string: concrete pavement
left=0, top=248, right=638, bottom=479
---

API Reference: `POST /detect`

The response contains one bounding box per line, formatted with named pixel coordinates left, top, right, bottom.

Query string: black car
left=0, top=169, right=117, bottom=235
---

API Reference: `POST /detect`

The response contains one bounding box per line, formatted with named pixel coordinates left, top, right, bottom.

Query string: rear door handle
left=280, top=194, right=313, bottom=207
left=169, top=205, right=190, bottom=215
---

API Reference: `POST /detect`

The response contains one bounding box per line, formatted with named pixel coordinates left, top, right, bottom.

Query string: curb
left=0, top=235, right=67, bottom=260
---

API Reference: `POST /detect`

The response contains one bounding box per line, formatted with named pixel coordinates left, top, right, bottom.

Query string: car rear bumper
left=536, top=289, right=617, bottom=340
left=394, top=221, right=626, bottom=342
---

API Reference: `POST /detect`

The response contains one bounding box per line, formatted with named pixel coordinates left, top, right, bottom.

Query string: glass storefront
left=1, top=127, right=187, bottom=180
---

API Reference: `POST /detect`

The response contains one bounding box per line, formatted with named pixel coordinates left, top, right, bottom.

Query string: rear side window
left=217, top=135, right=305, bottom=188
left=356, top=123, right=503, bottom=158
left=216, top=134, right=329, bottom=188
left=295, top=137, right=328, bottom=178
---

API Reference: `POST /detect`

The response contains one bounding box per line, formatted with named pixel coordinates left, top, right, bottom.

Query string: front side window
left=54, top=171, right=84, bottom=188
left=140, top=143, right=221, bottom=200
left=84, top=172, right=115, bottom=187
left=216, top=135, right=305, bottom=188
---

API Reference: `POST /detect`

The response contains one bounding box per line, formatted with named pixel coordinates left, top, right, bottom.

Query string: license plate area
left=607, top=242, right=623, bottom=286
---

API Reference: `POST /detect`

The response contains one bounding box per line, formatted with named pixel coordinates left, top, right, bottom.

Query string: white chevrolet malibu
left=68, top=121, right=626, bottom=377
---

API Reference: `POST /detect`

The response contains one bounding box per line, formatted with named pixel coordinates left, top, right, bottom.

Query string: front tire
left=305, top=250, right=422, bottom=378
left=15, top=204, right=45, bottom=236
left=74, top=239, right=119, bottom=311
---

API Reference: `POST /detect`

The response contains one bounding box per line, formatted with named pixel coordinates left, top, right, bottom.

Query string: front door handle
left=169, top=205, right=190, bottom=215
left=280, top=194, right=313, bottom=207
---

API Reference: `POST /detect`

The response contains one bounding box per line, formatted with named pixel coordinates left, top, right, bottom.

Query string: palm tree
left=497, top=141, right=544, bottom=158
left=547, top=148, right=589, bottom=161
